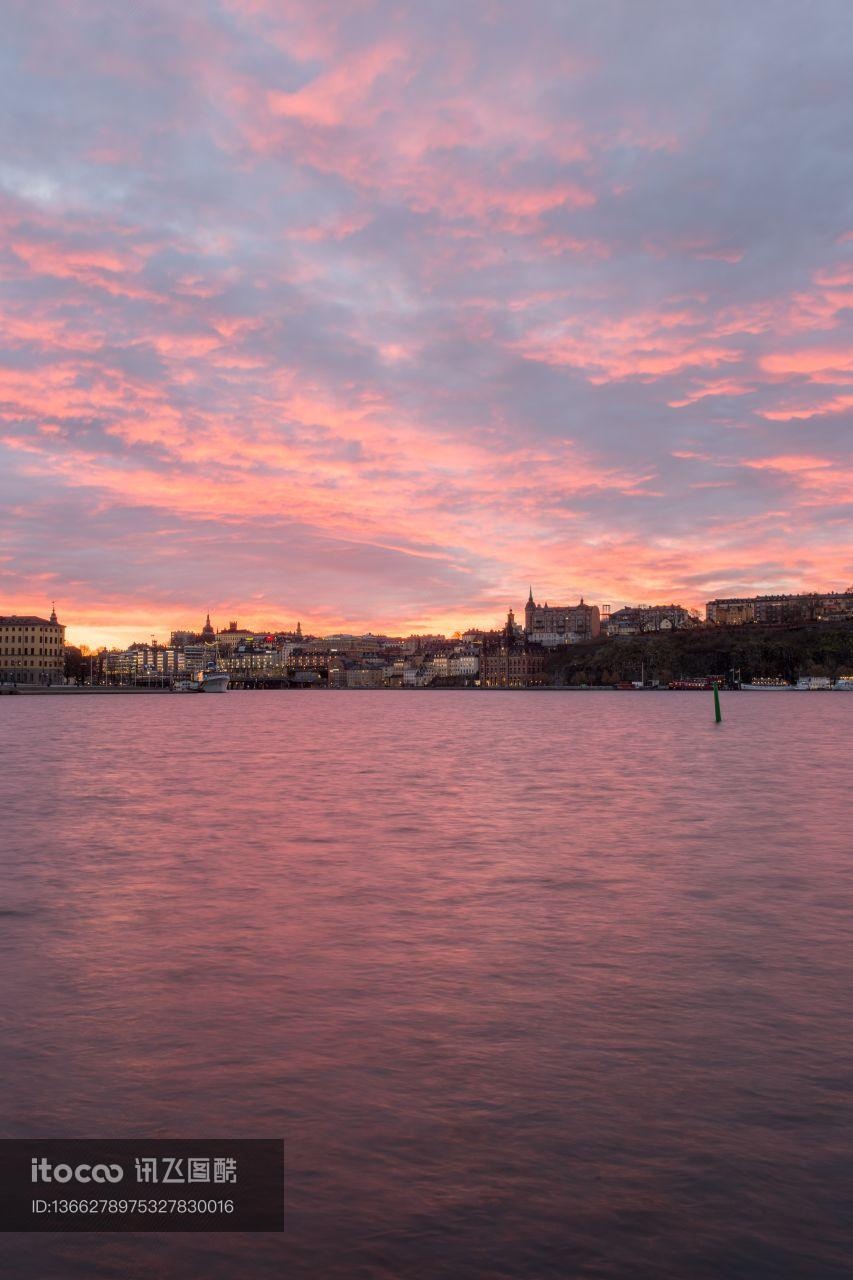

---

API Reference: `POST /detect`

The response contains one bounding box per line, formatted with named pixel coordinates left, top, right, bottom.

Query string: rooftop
left=0, top=615, right=60, bottom=625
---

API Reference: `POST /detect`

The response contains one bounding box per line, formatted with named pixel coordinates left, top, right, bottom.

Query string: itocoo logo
left=31, top=1158, right=123, bottom=1184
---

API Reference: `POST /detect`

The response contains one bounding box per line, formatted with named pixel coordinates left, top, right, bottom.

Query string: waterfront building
left=605, top=604, right=695, bottom=635
left=215, top=621, right=256, bottom=649
left=346, top=667, right=385, bottom=688
left=449, top=654, right=479, bottom=678
left=290, top=670, right=322, bottom=686
left=481, top=611, right=547, bottom=688
left=524, top=588, right=600, bottom=641
left=102, top=645, right=185, bottom=684
left=327, top=659, right=346, bottom=688
left=137, top=645, right=185, bottom=681
left=289, top=649, right=332, bottom=674
left=815, top=592, right=853, bottom=619
left=402, top=666, right=432, bottom=687
left=384, top=659, right=407, bottom=687
left=183, top=643, right=210, bottom=674
left=101, top=650, right=134, bottom=683
left=0, top=607, right=65, bottom=685
left=706, top=590, right=853, bottom=626
left=223, top=644, right=287, bottom=681
left=531, top=631, right=581, bottom=648
left=706, top=598, right=757, bottom=626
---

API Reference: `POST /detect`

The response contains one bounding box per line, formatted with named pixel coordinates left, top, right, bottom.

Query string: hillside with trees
left=545, top=621, right=853, bottom=687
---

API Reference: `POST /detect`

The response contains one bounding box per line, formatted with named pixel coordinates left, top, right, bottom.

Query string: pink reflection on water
left=1, top=692, right=851, bottom=1279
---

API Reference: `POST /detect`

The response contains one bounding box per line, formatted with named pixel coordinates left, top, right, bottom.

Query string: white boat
left=198, top=668, right=229, bottom=693
left=833, top=676, right=853, bottom=691
left=795, top=676, right=832, bottom=690
left=172, top=628, right=229, bottom=692
left=173, top=666, right=229, bottom=693
left=740, top=678, right=792, bottom=690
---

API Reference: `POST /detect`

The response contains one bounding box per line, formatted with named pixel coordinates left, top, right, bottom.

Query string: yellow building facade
left=0, top=608, right=65, bottom=685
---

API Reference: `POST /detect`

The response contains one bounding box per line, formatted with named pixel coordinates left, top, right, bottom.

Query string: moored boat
left=198, top=667, right=229, bottom=692
left=173, top=666, right=229, bottom=693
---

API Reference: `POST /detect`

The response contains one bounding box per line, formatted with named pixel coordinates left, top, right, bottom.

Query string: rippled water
left=1, top=690, right=851, bottom=1279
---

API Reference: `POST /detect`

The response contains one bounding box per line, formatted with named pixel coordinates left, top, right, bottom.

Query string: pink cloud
left=758, top=394, right=853, bottom=420
left=668, top=378, right=755, bottom=407
left=3, top=2, right=852, bottom=638
left=759, top=347, right=853, bottom=379
left=514, top=322, right=742, bottom=382
left=743, top=455, right=853, bottom=503
left=267, top=37, right=409, bottom=129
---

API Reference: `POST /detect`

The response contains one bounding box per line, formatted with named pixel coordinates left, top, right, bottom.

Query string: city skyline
left=12, top=582, right=853, bottom=654
left=2, top=2, right=852, bottom=652
left=8, top=571, right=853, bottom=652
left=7, top=588, right=853, bottom=690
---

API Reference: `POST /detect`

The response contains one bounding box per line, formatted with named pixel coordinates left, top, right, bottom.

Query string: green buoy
left=713, top=681, right=722, bottom=723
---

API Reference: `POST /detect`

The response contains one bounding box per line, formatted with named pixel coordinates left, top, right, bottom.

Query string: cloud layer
left=2, top=0, right=852, bottom=644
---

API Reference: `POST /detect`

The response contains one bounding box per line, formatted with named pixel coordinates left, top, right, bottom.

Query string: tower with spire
left=525, top=586, right=535, bottom=634
left=523, top=586, right=600, bottom=642
left=202, top=612, right=215, bottom=640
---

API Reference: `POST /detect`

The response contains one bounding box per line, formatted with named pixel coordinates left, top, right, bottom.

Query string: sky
left=2, top=0, right=852, bottom=648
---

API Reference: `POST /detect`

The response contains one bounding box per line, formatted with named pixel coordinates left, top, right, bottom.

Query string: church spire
left=50, top=601, right=57, bottom=623
left=528, top=585, right=534, bottom=604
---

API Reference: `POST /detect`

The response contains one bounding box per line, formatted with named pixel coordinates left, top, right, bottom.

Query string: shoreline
left=4, top=684, right=847, bottom=696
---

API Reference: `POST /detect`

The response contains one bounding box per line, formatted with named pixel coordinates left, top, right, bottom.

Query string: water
left=1, top=691, right=851, bottom=1279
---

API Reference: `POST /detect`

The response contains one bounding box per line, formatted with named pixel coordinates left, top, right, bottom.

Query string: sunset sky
left=2, top=0, right=852, bottom=648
